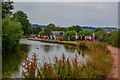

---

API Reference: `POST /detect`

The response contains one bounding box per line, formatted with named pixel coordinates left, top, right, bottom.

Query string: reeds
left=21, top=51, right=92, bottom=78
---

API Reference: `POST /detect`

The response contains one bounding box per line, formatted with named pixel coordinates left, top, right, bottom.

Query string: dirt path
left=107, top=46, right=119, bottom=79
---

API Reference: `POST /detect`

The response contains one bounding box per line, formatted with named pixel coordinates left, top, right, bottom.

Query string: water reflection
left=2, top=44, right=29, bottom=74
left=64, top=45, right=76, bottom=53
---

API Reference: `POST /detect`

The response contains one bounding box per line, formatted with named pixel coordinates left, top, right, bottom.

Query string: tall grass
left=21, top=52, right=87, bottom=78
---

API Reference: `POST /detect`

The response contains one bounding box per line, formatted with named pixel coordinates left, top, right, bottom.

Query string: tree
left=32, top=27, right=39, bottom=34
left=63, top=30, right=76, bottom=41
left=2, top=0, right=14, bottom=19
left=68, top=25, right=83, bottom=32
left=37, top=27, right=42, bottom=32
left=2, top=16, right=23, bottom=49
left=46, top=23, right=56, bottom=31
left=44, top=27, right=52, bottom=35
left=12, top=10, right=32, bottom=35
left=78, top=30, right=92, bottom=36
left=55, top=26, right=67, bottom=31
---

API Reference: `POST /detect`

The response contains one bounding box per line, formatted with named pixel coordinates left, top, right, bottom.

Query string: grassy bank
left=28, top=38, right=78, bottom=46
left=21, top=38, right=113, bottom=78
left=22, top=36, right=29, bottom=38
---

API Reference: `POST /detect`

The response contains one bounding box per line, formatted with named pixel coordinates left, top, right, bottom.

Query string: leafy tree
left=12, top=10, right=32, bottom=35
left=39, top=31, right=44, bottom=35
left=63, top=30, right=76, bottom=41
left=46, top=23, right=56, bottom=31
left=55, top=26, right=67, bottom=31
left=78, top=30, right=92, bottom=36
left=44, top=27, right=52, bottom=35
left=37, top=27, right=42, bottom=32
left=32, top=27, right=39, bottom=34
left=2, top=16, right=23, bottom=49
left=2, top=1, right=14, bottom=19
left=68, top=25, right=83, bottom=32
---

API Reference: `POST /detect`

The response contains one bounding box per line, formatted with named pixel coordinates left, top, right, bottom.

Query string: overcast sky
left=13, top=2, right=118, bottom=27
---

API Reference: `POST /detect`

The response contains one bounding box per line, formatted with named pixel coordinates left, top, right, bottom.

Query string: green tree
left=46, top=23, right=56, bottom=31
left=55, top=26, right=67, bottom=31
left=2, top=1, right=14, bottom=19
left=63, top=30, right=76, bottom=41
left=78, top=30, right=92, bottom=36
left=39, top=31, right=44, bottom=35
left=44, top=27, right=52, bottom=35
left=32, top=27, right=39, bottom=34
left=2, top=16, right=23, bottom=49
left=68, top=25, right=83, bottom=32
left=12, top=10, right=32, bottom=35
left=37, top=27, right=42, bottom=32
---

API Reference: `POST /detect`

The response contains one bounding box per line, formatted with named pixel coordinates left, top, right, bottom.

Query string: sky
left=13, top=2, right=118, bottom=27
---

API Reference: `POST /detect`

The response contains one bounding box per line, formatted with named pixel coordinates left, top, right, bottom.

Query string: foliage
left=12, top=10, right=32, bottom=35
left=63, top=30, right=76, bottom=41
left=2, top=1, right=14, bottom=19
left=46, top=23, right=56, bottom=31
left=32, top=27, right=39, bottom=34
left=44, top=27, right=52, bottom=35
left=94, top=28, right=104, bottom=32
left=94, top=31, right=120, bottom=47
left=108, top=31, right=119, bottom=47
left=68, top=25, right=83, bottom=33
left=54, top=26, right=67, bottom=31
left=78, top=30, right=92, bottom=36
left=37, top=27, right=42, bottom=32
left=45, top=23, right=67, bottom=31
left=2, top=16, right=23, bottom=49
left=94, top=31, right=107, bottom=41
left=39, top=31, right=44, bottom=35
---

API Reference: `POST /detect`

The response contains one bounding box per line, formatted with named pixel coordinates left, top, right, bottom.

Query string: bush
left=78, top=30, right=92, bottom=36
left=2, top=16, right=23, bottom=49
left=63, top=30, right=76, bottom=41
left=70, top=36, right=76, bottom=41
left=94, top=31, right=120, bottom=47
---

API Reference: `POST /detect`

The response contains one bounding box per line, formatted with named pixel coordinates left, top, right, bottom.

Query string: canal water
left=3, top=38, right=89, bottom=78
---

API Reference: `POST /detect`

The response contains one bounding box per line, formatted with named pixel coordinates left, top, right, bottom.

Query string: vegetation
left=12, top=10, right=32, bottom=35
left=32, top=27, right=39, bottom=34
left=63, top=30, right=76, bottom=41
left=2, top=1, right=14, bottom=19
left=44, top=27, right=52, bottom=35
left=68, top=25, right=83, bottom=33
left=94, top=31, right=120, bottom=47
left=2, top=16, right=23, bottom=49
left=78, top=30, right=92, bottom=36
left=4, top=41, right=111, bottom=79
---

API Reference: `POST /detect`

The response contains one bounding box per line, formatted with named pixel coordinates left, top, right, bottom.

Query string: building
left=52, top=31, right=65, bottom=40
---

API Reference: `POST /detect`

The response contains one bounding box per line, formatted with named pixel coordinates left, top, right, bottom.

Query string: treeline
left=2, top=1, right=32, bottom=49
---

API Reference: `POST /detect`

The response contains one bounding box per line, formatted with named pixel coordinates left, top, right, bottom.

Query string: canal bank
left=28, top=38, right=78, bottom=47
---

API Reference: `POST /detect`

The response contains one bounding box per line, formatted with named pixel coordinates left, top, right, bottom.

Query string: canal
left=3, top=38, right=89, bottom=78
